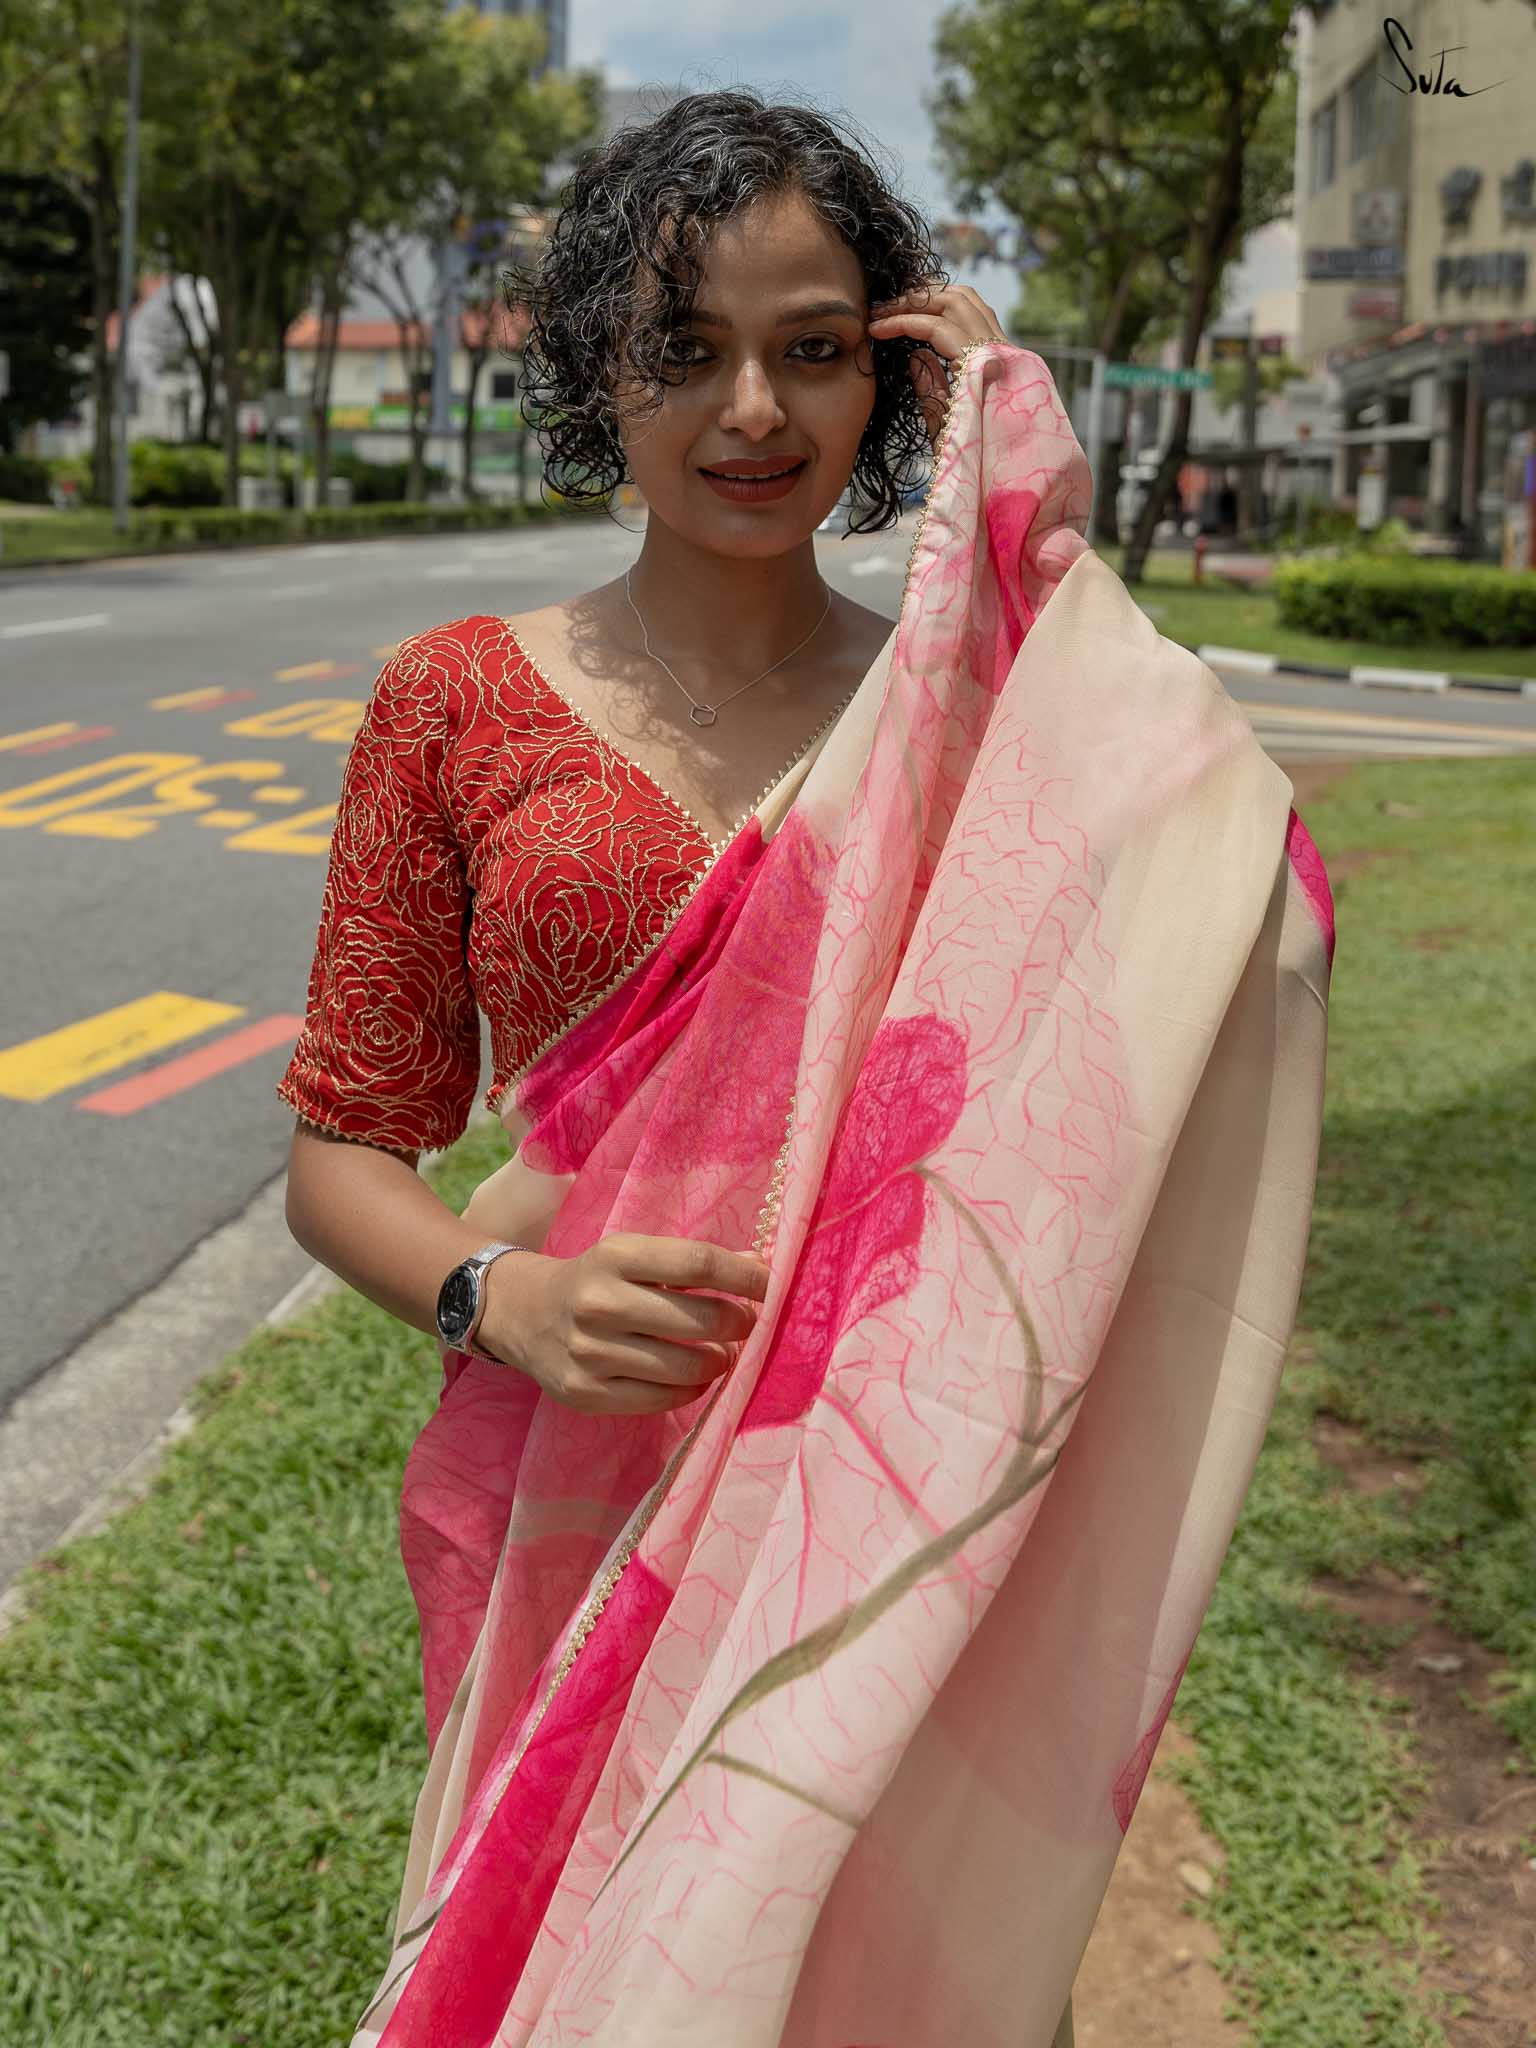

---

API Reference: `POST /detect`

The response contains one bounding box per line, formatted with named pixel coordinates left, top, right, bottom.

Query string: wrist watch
left=434, top=1241, right=533, bottom=1360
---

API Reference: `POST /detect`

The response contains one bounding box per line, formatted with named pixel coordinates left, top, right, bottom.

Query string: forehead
left=693, top=191, right=863, bottom=297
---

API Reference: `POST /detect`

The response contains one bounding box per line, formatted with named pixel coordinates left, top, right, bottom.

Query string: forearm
left=283, top=1123, right=505, bottom=1340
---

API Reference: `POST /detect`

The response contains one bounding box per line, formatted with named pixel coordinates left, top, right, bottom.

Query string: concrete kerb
left=1190, top=643, right=1536, bottom=697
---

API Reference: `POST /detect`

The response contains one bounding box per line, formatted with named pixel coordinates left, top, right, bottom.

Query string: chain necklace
left=623, top=564, right=833, bottom=727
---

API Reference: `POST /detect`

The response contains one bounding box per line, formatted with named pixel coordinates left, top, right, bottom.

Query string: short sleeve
left=275, top=637, right=481, bottom=1154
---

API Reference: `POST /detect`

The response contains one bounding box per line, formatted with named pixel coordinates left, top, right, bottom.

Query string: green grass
left=0, top=1125, right=506, bottom=2045
left=1168, top=754, right=1536, bottom=2045
left=0, top=507, right=135, bottom=565
left=0, top=762, right=1531, bottom=2043
left=1103, top=546, right=1536, bottom=684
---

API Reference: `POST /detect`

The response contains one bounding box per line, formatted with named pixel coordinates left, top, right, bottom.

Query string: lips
left=700, top=458, right=811, bottom=505
left=699, top=459, right=807, bottom=479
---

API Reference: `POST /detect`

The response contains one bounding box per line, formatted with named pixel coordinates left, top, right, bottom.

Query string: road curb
left=1189, top=643, right=1536, bottom=697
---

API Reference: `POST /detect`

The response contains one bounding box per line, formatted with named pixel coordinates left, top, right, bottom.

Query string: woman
left=278, top=90, right=1334, bottom=2048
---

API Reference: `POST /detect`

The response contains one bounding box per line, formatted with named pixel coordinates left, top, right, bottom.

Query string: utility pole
left=1239, top=311, right=1261, bottom=535
left=111, top=0, right=144, bottom=536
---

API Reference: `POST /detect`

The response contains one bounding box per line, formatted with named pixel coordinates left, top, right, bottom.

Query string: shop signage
left=1305, top=245, right=1404, bottom=280
left=1433, top=250, right=1529, bottom=295
left=1103, top=363, right=1212, bottom=390
left=1348, top=289, right=1403, bottom=321
left=1500, top=159, right=1536, bottom=226
left=1439, top=166, right=1481, bottom=228
left=1477, top=330, right=1536, bottom=399
left=327, top=400, right=526, bottom=432
left=1351, top=190, right=1404, bottom=245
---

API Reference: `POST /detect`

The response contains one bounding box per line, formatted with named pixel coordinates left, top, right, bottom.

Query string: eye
left=794, top=336, right=843, bottom=363
left=662, top=336, right=705, bottom=367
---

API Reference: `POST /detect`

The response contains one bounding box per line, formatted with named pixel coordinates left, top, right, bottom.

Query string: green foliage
left=0, top=491, right=603, bottom=564
left=1207, top=352, right=1309, bottom=418
left=0, top=171, right=92, bottom=450
left=0, top=451, right=51, bottom=503
left=929, top=0, right=1298, bottom=358
left=128, top=439, right=225, bottom=508
left=328, top=452, right=451, bottom=504
left=1273, top=556, right=1536, bottom=649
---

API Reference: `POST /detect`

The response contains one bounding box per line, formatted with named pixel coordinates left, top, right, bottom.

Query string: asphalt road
left=3, top=515, right=1534, bottom=1586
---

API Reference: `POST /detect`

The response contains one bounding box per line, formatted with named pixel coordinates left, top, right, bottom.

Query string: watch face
left=437, top=1265, right=477, bottom=1340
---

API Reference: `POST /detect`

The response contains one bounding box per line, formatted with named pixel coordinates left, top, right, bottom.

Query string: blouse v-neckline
left=497, top=614, right=863, bottom=858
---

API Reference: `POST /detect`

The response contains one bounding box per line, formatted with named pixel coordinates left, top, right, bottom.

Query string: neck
left=623, top=525, right=830, bottom=685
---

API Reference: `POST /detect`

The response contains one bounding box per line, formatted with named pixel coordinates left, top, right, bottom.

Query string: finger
left=605, top=1234, right=772, bottom=1303
left=869, top=310, right=983, bottom=347
left=589, top=1332, right=738, bottom=1389
left=600, top=1280, right=758, bottom=1347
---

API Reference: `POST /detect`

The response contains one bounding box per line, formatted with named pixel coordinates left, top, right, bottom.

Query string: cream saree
left=354, top=340, right=1334, bottom=2047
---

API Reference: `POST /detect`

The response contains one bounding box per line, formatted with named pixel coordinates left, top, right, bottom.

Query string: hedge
left=0, top=494, right=598, bottom=562
left=0, top=451, right=51, bottom=503
left=1272, top=555, right=1536, bottom=649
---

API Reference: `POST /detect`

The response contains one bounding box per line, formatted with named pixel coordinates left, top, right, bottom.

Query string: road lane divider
left=5, top=724, right=118, bottom=756
left=0, top=993, right=245, bottom=1103
left=0, top=724, right=79, bottom=752
left=273, top=660, right=362, bottom=683
left=0, top=612, right=111, bottom=640
left=76, top=1014, right=304, bottom=1116
left=148, top=688, right=257, bottom=711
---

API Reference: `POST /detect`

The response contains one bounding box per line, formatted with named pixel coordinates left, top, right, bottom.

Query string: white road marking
left=1, top=612, right=111, bottom=640
left=848, top=555, right=895, bottom=577
left=265, top=583, right=328, bottom=599
left=425, top=563, right=481, bottom=580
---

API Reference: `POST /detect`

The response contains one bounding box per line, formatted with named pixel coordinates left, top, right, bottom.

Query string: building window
left=1346, top=64, right=1376, bottom=162
left=1310, top=97, right=1337, bottom=194
left=490, top=369, right=520, bottom=400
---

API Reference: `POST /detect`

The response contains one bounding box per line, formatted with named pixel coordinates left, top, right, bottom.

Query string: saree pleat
left=353, top=342, right=1333, bottom=2048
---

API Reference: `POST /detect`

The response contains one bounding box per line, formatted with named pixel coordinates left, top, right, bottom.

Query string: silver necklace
left=624, top=565, right=833, bottom=727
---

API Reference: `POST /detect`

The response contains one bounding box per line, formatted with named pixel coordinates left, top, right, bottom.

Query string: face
left=611, top=188, right=878, bottom=555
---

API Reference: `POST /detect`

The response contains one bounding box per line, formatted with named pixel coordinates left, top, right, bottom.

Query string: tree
left=931, top=0, right=1218, bottom=544
left=0, top=0, right=182, bottom=499
left=352, top=7, right=601, bottom=501
left=0, top=172, right=93, bottom=452
left=930, top=0, right=1298, bottom=582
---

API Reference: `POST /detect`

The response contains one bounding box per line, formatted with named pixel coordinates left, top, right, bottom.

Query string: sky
left=567, top=0, right=1028, bottom=327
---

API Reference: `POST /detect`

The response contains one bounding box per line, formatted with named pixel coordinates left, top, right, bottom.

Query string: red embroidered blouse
left=275, top=613, right=719, bottom=1157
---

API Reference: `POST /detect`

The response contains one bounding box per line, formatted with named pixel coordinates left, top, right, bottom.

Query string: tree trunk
left=308, top=268, right=345, bottom=499
left=1094, top=417, right=1128, bottom=548
left=88, top=138, right=119, bottom=503
left=166, top=274, right=218, bottom=444
left=217, top=185, right=245, bottom=508
left=1120, top=119, right=1248, bottom=587
left=460, top=345, right=486, bottom=501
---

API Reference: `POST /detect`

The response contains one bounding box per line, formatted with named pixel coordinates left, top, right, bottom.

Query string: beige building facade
left=1294, top=0, right=1536, bottom=551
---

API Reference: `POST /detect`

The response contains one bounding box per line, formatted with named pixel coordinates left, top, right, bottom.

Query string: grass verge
left=1168, top=753, right=1535, bottom=2045
left=0, top=759, right=1530, bottom=2043
left=1101, top=547, right=1536, bottom=684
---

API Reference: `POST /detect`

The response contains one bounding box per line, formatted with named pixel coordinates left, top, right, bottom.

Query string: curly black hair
left=503, top=87, right=951, bottom=538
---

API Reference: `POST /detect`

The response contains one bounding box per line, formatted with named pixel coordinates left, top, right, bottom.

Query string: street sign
left=1104, top=363, right=1213, bottom=391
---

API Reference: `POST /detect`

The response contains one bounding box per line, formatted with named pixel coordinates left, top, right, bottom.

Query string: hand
left=867, top=283, right=1010, bottom=453
left=476, top=1233, right=772, bottom=1417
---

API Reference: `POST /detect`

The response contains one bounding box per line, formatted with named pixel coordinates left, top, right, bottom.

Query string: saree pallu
left=356, top=340, right=1335, bottom=2048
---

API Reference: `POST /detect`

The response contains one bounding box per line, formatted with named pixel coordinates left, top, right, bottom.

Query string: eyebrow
left=686, top=298, right=864, bottom=331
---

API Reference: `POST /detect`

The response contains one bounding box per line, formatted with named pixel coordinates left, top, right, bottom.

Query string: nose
left=718, top=357, right=788, bottom=439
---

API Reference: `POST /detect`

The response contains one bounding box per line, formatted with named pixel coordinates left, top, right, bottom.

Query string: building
left=1294, top=0, right=1536, bottom=553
